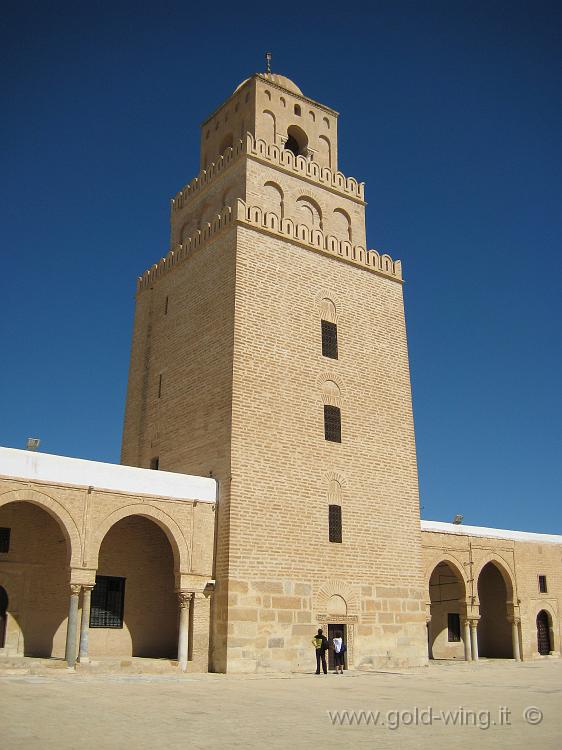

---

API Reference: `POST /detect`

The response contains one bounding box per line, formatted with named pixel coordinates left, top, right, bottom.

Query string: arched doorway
left=537, top=610, right=552, bottom=655
left=90, top=515, right=178, bottom=659
left=428, top=561, right=467, bottom=659
left=477, top=562, right=513, bottom=658
left=0, top=586, right=7, bottom=648
left=0, top=501, right=70, bottom=657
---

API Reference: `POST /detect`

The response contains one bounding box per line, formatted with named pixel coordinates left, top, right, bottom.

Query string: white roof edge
left=0, top=447, right=217, bottom=503
left=421, top=519, right=562, bottom=545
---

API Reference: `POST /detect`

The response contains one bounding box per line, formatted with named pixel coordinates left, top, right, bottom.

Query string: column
left=189, top=592, right=211, bottom=673
left=78, top=585, right=94, bottom=664
left=510, top=617, right=521, bottom=661
left=470, top=619, right=479, bottom=662
left=64, top=584, right=81, bottom=667
left=463, top=618, right=472, bottom=661
left=177, top=591, right=193, bottom=672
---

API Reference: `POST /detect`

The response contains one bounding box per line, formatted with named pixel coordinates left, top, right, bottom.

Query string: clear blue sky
left=1, top=1, right=560, bottom=532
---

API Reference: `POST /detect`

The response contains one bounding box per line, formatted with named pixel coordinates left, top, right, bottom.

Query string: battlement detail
left=138, top=200, right=401, bottom=293
left=171, top=134, right=365, bottom=212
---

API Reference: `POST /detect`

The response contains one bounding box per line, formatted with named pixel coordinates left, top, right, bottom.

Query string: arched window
left=263, top=181, right=284, bottom=217
left=296, top=196, right=322, bottom=228
left=262, top=110, right=276, bottom=145
left=284, top=125, right=308, bottom=157
left=294, top=103, right=301, bottom=116
left=332, top=208, right=352, bottom=241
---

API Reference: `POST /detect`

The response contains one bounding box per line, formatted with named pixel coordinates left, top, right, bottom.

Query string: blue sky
left=1, top=1, right=560, bottom=532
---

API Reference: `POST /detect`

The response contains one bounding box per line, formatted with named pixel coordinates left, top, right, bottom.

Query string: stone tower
left=121, top=70, right=428, bottom=672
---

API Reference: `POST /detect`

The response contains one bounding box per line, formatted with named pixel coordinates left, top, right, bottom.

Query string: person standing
left=332, top=631, right=345, bottom=674
left=311, top=628, right=329, bottom=674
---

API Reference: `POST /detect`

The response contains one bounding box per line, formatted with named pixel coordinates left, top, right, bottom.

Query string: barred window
left=447, top=613, right=461, bottom=642
left=324, top=405, right=341, bottom=442
left=321, top=320, right=338, bottom=359
left=329, top=504, right=342, bottom=543
left=538, top=575, right=548, bottom=593
left=90, top=576, right=125, bottom=629
left=0, top=528, right=10, bottom=553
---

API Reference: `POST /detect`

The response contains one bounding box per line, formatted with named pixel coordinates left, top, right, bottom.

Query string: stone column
left=189, top=592, right=211, bottom=673
left=470, top=619, right=479, bottom=662
left=509, top=617, right=521, bottom=661
left=462, top=618, right=472, bottom=661
left=64, top=584, right=82, bottom=667
left=177, top=591, right=193, bottom=672
left=78, top=585, right=94, bottom=664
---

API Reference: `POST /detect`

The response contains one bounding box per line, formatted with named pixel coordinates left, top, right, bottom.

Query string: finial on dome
left=265, top=51, right=272, bottom=74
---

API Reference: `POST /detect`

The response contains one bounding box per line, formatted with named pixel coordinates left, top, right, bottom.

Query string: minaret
left=121, top=65, right=427, bottom=672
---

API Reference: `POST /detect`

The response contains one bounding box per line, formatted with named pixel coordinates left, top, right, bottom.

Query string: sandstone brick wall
left=0, top=476, right=214, bottom=663
left=422, top=529, right=562, bottom=659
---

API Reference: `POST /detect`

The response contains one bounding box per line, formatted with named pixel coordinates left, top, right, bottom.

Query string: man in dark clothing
left=311, top=628, right=329, bottom=674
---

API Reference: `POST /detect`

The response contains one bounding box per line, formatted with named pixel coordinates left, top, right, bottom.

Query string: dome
left=233, top=73, right=303, bottom=96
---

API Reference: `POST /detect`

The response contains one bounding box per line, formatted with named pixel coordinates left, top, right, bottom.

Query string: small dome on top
left=233, top=73, right=303, bottom=96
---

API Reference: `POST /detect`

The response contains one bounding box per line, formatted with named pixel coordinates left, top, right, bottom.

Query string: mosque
left=0, top=68, right=560, bottom=673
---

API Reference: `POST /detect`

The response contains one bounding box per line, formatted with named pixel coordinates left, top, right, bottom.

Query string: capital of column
left=507, top=615, right=521, bottom=625
left=177, top=591, right=194, bottom=609
left=70, top=584, right=82, bottom=596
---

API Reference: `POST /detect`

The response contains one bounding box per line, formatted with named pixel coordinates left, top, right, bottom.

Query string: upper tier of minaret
left=200, top=72, right=339, bottom=172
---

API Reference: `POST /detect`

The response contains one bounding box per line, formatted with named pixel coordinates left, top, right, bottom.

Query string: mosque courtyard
left=1, top=659, right=560, bottom=749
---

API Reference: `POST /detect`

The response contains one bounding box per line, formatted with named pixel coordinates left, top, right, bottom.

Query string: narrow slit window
left=164, top=296, right=169, bottom=315
left=324, top=405, right=341, bottom=443
left=150, top=456, right=159, bottom=470
left=447, top=613, right=461, bottom=642
left=158, top=374, right=163, bottom=398
left=321, top=320, right=338, bottom=359
left=0, top=527, right=10, bottom=553
left=329, top=504, right=342, bottom=543
left=538, top=575, right=548, bottom=593
left=90, top=576, right=125, bottom=629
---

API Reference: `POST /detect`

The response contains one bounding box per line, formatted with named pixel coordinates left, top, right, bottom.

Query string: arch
left=332, top=208, right=352, bottom=242
left=309, top=110, right=316, bottom=122
left=316, top=580, right=359, bottom=615
left=427, top=559, right=468, bottom=660
left=88, top=504, right=190, bottom=573
left=327, top=594, right=346, bottom=616
left=296, top=195, right=322, bottom=228
left=280, top=96, right=286, bottom=107
left=327, top=479, right=342, bottom=504
left=318, top=135, right=332, bottom=169
left=294, top=103, right=301, bottom=116
left=322, top=116, right=330, bottom=129
left=321, top=379, right=341, bottom=407
left=320, top=297, right=337, bottom=323
left=476, top=561, right=513, bottom=658
left=263, top=180, right=284, bottom=217
left=473, top=556, right=515, bottom=601
left=0, top=488, right=81, bottom=566
left=284, top=125, right=308, bottom=157
left=264, top=89, right=271, bottom=100
left=262, top=110, right=276, bottom=145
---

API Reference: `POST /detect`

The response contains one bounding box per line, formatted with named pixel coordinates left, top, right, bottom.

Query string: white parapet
left=421, top=519, right=562, bottom=545
left=0, top=446, right=217, bottom=503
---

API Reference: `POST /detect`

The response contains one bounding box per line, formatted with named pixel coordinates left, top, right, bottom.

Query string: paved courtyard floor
left=1, top=659, right=561, bottom=749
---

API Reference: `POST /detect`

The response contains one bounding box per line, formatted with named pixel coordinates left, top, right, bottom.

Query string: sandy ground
left=1, top=659, right=561, bottom=749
